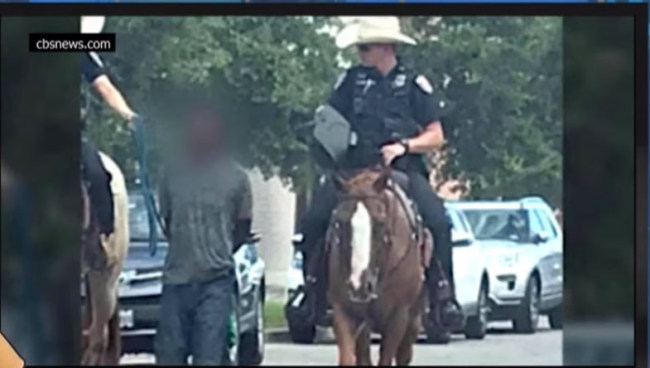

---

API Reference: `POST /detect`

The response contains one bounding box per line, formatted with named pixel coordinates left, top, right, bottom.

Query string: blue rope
left=132, top=116, right=165, bottom=256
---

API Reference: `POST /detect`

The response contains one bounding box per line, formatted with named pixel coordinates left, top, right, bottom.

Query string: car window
left=448, top=208, right=473, bottom=233
left=534, top=209, right=558, bottom=238
left=462, top=208, right=530, bottom=243
left=528, top=209, right=545, bottom=237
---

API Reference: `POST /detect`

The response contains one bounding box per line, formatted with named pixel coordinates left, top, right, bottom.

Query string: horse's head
left=330, top=167, right=393, bottom=303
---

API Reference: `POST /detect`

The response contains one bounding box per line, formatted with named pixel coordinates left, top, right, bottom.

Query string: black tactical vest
left=348, top=65, right=428, bottom=175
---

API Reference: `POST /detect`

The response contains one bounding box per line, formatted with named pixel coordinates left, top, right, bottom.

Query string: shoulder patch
left=334, top=71, right=347, bottom=91
left=415, top=75, right=433, bottom=94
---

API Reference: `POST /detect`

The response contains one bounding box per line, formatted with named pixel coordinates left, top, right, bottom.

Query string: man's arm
left=407, top=74, right=446, bottom=151
left=382, top=74, right=445, bottom=164
left=83, top=52, right=136, bottom=122
left=404, top=121, right=445, bottom=153
left=327, top=69, right=354, bottom=117
left=92, top=76, right=137, bottom=122
left=232, top=170, right=253, bottom=254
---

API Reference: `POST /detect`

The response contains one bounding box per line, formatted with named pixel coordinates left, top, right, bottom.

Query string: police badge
left=394, top=74, right=407, bottom=88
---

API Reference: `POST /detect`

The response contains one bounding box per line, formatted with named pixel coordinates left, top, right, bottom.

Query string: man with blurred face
left=155, top=104, right=252, bottom=365
left=292, top=16, right=464, bottom=342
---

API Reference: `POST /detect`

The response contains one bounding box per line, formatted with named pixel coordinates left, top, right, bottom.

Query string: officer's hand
left=126, top=113, right=140, bottom=131
left=381, top=143, right=407, bottom=166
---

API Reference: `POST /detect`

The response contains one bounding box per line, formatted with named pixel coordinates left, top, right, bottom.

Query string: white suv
left=451, top=197, right=563, bottom=333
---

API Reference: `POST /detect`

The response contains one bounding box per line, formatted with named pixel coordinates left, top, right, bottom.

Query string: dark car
left=83, top=191, right=266, bottom=365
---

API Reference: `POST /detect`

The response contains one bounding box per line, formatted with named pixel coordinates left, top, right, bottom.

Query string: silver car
left=452, top=197, right=563, bottom=333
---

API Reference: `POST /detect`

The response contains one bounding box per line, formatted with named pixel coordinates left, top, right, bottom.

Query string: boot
left=291, top=236, right=318, bottom=324
left=426, top=260, right=464, bottom=330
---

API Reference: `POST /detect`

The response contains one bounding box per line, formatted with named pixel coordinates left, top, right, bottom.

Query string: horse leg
left=378, top=307, right=409, bottom=366
left=332, top=303, right=358, bottom=366
left=82, top=267, right=119, bottom=365
left=355, top=324, right=372, bottom=366
left=102, top=302, right=121, bottom=365
left=81, top=275, right=93, bottom=354
left=396, top=313, right=421, bottom=366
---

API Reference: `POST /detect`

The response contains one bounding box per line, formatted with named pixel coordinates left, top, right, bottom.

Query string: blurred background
left=1, top=17, right=81, bottom=365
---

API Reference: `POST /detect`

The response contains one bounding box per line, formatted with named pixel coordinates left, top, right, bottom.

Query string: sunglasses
left=357, top=44, right=373, bottom=52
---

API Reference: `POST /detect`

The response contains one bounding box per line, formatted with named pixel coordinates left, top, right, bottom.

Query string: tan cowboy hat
left=81, top=16, right=106, bottom=34
left=335, top=16, right=417, bottom=49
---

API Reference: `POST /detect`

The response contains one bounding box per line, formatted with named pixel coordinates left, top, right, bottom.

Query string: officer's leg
left=81, top=139, right=115, bottom=236
left=407, top=173, right=463, bottom=327
left=296, top=176, right=338, bottom=279
left=293, top=176, right=337, bottom=320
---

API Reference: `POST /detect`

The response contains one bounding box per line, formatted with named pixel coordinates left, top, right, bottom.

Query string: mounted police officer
left=80, top=16, right=137, bottom=239
left=293, top=16, right=463, bottom=339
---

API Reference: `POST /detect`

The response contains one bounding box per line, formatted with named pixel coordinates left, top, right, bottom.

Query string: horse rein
left=332, top=179, right=423, bottom=304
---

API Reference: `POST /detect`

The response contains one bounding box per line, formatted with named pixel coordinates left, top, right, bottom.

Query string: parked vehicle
left=451, top=196, right=563, bottom=333
left=82, top=191, right=266, bottom=365
left=285, top=203, right=490, bottom=343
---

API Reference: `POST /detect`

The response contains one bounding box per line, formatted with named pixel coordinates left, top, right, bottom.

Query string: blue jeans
left=155, top=272, right=234, bottom=365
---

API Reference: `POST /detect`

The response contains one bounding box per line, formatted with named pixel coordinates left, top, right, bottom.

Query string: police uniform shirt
left=328, top=62, right=441, bottom=134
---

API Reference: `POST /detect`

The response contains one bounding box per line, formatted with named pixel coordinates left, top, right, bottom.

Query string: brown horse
left=81, top=152, right=129, bottom=365
left=326, top=168, right=433, bottom=366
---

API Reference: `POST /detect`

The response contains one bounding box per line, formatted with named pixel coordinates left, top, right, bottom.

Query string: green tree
left=87, top=16, right=342, bottom=193
left=403, top=16, right=562, bottom=206
left=87, top=16, right=562, bottom=206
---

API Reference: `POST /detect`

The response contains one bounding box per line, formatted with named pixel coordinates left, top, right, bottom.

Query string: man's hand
left=381, top=142, right=407, bottom=166
left=92, top=76, right=138, bottom=126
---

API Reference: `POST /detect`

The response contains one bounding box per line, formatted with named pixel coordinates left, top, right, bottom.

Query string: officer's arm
left=327, top=70, right=354, bottom=117
left=92, top=76, right=137, bottom=122
left=406, top=75, right=445, bottom=152
left=83, top=52, right=136, bottom=122
left=406, top=121, right=445, bottom=152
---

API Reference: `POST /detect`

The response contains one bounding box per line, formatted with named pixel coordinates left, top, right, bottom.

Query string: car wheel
left=548, top=303, right=563, bottom=329
left=465, top=280, right=489, bottom=340
left=239, top=290, right=265, bottom=365
left=513, top=275, right=540, bottom=334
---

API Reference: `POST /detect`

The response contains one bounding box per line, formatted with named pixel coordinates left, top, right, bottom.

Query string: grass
left=264, top=300, right=287, bottom=330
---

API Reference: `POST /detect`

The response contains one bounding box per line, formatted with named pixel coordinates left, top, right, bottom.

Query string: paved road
left=120, top=318, right=561, bottom=366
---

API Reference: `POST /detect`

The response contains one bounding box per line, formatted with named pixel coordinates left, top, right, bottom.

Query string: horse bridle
left=332, top=179, right=421, bottom=304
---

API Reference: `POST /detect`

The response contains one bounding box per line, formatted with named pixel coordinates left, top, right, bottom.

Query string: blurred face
left=187, top=109, right=223, bottom=157
left=357, top=43, right=394, bottom=67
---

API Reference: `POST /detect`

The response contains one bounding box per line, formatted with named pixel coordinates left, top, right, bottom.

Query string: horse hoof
left=81, top=352, right=99, bottom=366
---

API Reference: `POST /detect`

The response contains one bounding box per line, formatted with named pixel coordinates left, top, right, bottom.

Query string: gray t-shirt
left=159, top=159, right=252, bottom=285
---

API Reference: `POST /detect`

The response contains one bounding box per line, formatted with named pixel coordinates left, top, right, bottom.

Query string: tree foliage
left=403, top=16, right=562, bottom=205
left=87, top=16, right=562, bottom=205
